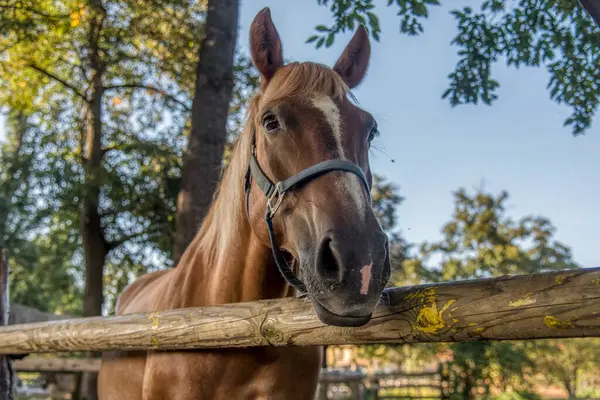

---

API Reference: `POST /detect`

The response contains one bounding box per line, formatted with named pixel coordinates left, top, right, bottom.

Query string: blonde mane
left=185, top=62, right=351, bottom=267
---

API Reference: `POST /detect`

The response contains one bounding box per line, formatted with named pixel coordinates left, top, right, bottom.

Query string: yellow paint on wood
left=148, top=312, right=160, bottom=329
left=555, top=275, right=566, bottom=285
left=508, top=292, right=536, bottom=307
left=544, top=315, right=573, bottom=329
left=415, top=299, right=456, bottom=334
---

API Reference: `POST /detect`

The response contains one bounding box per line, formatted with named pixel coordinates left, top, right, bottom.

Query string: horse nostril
left=316, top=237, right=343, bottom=284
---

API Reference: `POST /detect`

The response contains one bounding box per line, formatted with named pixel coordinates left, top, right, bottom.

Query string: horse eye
left=262, top=113, right=280, bottom=133
left=368, top=123, right=379, bottom=143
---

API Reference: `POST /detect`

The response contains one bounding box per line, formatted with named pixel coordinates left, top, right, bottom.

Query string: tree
left=0, top=107, right=84, bottom=315
left=415, top=187, right=579, bottom=281
left=311, top=0, right=599, bottom=136
left=525, top=338, right=600, bottom=399
left=1, top=0, right=203, bottom=307
left=401, top=187, right=581, bottom=398
left=173, top=0, right=240, bottom=263
left=0, top=1, right=207, bottom=396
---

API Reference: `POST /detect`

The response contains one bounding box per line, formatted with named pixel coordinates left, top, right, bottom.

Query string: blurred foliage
left=410, top=188, right=582, bottom=399
left=0, top=0, right=202, bottom=315
left=416, top=187, right=579, bottom=281
left=371, top=174, right=403, bottom=233
left=0, top=0, right=258, bottom=314
left=0, top=110, right=83, bottom=315
left=312, top=0, right=599, bottom=135
left=523, top=338, right=600, bottom=398
left=349, top=188, right=597, bottom=399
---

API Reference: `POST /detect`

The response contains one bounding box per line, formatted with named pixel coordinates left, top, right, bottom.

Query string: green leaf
left=367, top=12, right=380, bottom=31
left=325, top=33, right=334, bottom=47
left=413, top=2, right=428, bottom=17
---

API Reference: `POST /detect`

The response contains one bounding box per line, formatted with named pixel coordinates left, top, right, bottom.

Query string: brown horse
left=97, top=7, right=390, bottom=400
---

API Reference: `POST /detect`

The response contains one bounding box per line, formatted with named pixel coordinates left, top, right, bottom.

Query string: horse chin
left=310, top=297, right=372, bottom=327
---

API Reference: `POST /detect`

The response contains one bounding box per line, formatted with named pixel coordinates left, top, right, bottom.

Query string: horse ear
left=333, top=25, right=371, bottom=88
left=249, top=7, right=283, bottom=88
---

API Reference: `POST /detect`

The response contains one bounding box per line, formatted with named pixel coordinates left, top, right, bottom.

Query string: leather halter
left=243, top=131, right=371, bottom=294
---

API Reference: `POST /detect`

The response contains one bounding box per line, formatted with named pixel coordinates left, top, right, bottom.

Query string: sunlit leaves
left=0, top=0, right=261, bottom=316
left=0, top=0, right=204, bottom=314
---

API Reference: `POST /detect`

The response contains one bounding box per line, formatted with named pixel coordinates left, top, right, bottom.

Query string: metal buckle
left=267, top=184, right=285, bottom=217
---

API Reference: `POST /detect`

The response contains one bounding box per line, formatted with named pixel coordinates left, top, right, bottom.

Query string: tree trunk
left=564, top=379, right=575, bottom=399
left=566, top=367, right=579, bottom=399
left=79, top=3, right=107, bottom=398
left=173, top=0, right=239, bottom=263
left=462, top=375, right=473, bottom=400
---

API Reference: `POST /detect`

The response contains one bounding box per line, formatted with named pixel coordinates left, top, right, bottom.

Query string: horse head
left=244, top=7, right=391, bottom=327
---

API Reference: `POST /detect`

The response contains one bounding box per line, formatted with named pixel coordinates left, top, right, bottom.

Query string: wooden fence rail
left=12, top=359, right=444, bottom=400
left=13, top=357, right=101, bottom=373
left=0, top=267, right=599, bottom=354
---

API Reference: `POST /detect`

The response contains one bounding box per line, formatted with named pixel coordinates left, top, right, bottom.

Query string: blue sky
left=1, top=0, right=598, bottom=268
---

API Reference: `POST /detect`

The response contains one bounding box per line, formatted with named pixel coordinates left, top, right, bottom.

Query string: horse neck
left=173, top=142, right=292, bottom=308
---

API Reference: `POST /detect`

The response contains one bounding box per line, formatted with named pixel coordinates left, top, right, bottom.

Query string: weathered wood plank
left=13, top=357, right=101, bottom=373
left=0, top=248, right=14, bottom=400
left=0, top=267, right=599, bottom=354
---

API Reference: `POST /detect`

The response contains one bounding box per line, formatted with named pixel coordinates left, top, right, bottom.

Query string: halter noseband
left=243, top=131, right=371, bottom=294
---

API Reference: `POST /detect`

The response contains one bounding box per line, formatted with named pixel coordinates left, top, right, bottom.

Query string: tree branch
left=104, top=84, right=190, bottom=111
left=28, top=64, right=88, bottom=101
left=79, top=104, right=89, bottom=164
left=579, top=0, right=600, bottom=27
left=105, top=231, right=147, bottom=252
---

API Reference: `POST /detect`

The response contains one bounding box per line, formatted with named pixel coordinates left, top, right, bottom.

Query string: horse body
left=98, top=239, right=321, bottom=400
left=98, top=7, right=390, bottom=399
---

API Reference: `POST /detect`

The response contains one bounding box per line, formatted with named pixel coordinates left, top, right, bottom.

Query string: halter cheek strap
left=243, top=134, right=371, bottom=294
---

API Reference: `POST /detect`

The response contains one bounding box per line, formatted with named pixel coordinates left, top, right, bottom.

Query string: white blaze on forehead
left=311, top=94, right=367, bottom=214
left=311, top=94, right=344, bottom=158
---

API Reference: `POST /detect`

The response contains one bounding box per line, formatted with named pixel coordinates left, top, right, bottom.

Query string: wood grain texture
left=0, top=267, right=599, bottom=354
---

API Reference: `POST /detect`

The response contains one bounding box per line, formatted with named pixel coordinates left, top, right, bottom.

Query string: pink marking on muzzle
left=360, top=262, right=373, bottom=295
